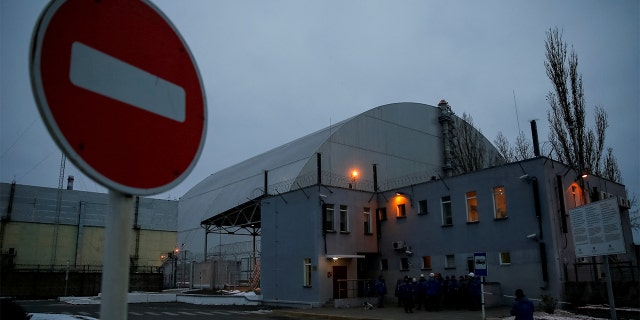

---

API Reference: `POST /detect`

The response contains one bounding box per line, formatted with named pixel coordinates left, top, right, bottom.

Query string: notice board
left=569, top=197, right=626, bottom=258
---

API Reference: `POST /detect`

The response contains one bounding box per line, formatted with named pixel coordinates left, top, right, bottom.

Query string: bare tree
left=451, top=113, right=503, bottom=174
left=494, top=131, right=533, bottom=162
left=544, top=27, right=621, bottom=182
left=514, top=132, right=534, bottom=161
left=494, top=132, right=515, bottom=162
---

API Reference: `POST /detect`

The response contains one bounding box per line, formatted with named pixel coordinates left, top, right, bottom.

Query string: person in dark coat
left=425, top=272, right=439, bottom=311
left=374, top=275, right=387, bottom=308
left=510, top=289, right=535, bottom=320
left=415, top=274, right=427, bottom=310
left=466, top=273, right=482, bottom=310
left=399, top=276, right=414, bottom=313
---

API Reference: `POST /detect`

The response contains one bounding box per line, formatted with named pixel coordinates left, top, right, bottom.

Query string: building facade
left=0, top=181, right=178, bottom=271
left=180, top=101, right=636, bottom=307
left=257, top=157, right=635, bottom=306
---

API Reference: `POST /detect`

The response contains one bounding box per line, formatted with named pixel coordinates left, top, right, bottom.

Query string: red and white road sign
left=30, top=0, right=207, bottom=195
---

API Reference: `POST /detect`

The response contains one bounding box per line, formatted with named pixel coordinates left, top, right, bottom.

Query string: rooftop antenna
left=513, top=89, right=522, bottom=134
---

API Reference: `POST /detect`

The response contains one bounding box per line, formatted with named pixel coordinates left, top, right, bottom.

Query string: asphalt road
left=16, top=300, right=295, bottom=320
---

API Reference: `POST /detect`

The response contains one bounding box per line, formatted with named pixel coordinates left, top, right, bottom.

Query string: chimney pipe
left=438, top=99, right=454, bottom=177
left=373, top=164, right=378, bottom=192
left=530, top=120, right=540, bottom=157
left=67, top=175, right=74, bottom=190
left=263, top=170, right=268, bottom=196
left=317, top=153, right=322, bottom=185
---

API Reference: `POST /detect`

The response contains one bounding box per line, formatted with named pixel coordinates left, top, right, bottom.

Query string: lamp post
left=181, top=243, right=186, bottom=288
left=173, top=248, right=179, bottom=288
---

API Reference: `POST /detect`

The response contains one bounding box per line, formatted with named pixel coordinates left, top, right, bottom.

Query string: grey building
left=0, top=181, right=178, bottom=270
left=179, top=102, right=636, bottom=307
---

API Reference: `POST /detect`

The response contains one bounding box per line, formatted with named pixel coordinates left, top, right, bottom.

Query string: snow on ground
left=500, top=309, right=611, bottom=320
left=29, top=314, right=98, bottom=320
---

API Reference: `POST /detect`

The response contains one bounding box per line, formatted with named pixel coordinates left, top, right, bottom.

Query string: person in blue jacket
left=510, top=289, right=535, bottom=320
left=374, top=275, right=387, bottom=308
left=399, top=276, right=415, bottom=313
left=425, top=272, right=440, bottom=311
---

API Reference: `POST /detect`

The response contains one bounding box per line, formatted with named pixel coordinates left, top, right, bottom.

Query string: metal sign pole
left=99, top=191, right=133, bottom=319
left=481, top=276, right=486, bottom=320
left=603, top=255, right=617, bottom=320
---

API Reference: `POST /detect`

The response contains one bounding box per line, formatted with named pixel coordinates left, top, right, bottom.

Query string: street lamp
left=350, top=169, right=358, bottom=189
left=181, top=243, right=186, bottom=288
left=173, top=247, right=179, bottom=288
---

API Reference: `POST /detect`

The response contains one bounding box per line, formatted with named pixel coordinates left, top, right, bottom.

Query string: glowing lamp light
left=351, top=170, right=359, bottom=179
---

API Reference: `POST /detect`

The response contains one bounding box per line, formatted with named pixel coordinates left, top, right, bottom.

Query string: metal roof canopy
left=200, top=196, right=263, bottom=236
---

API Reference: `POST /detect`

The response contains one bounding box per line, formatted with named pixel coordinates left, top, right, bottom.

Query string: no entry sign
left=30, top=0, right=206, bottom=195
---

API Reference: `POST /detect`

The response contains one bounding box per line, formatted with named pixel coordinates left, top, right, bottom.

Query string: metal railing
left=336, top=278, right=372, bottom=299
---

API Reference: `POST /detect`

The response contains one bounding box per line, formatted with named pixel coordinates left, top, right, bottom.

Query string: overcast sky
left=1, top=1, right=638, bottom=211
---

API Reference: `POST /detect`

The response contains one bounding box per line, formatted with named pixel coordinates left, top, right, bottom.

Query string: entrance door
left=332, top=266, right=347, bottom=299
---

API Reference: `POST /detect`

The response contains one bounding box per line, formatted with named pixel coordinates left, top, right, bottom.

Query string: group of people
left=370, top=272, right=482, bottom=313
left=395, top=272, right=483, bottom=313
left=371, top=273, right=534, bottom=319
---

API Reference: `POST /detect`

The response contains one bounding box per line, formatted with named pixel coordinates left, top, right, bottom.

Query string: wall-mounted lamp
left=519, top=174, right=533, bottom=183
left=394, top=191, right=413, bottom=208
left=526, top=233, right=538, bottom=241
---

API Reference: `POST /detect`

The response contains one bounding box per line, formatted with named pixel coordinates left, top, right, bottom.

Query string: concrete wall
left=0, top=183, right=177, bottom=268
left=0, top=270, right=162, bottom=298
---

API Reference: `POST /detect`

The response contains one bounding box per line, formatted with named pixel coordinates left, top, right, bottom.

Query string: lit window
left=466, top=191, right=478, bottom=222
left=377, top=208, right=387, bottom=221
left=324, top=204, right=334, bottom=232
left=441, top=196, right=452, bottom=226
left=397, top=204, right=406, bottom=218
left=303, top=258, right=312, bottom=286
left=421, top=256, right=432, bottom=269
left=400, top=257, right=410, bottom=270
left=363, top=207, right=372, bottom=234
left=499, top=252, right=511, bottom=265
left=493, top=186, right=507, bottom=219
left=339, top=205, right=349, bottom=232
left=445, top=254, right=456, bottom=269
left=418, top=200, right=428, bottom=215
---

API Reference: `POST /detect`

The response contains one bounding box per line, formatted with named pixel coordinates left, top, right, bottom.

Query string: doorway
left=332, top=266, right=347, bottom=299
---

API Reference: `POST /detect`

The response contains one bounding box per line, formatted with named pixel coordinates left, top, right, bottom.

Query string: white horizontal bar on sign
left=69, top=41, right=186, bottom=122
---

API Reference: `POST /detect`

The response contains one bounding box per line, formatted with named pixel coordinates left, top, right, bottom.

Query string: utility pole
left=51, top=153, right=66, bottom=268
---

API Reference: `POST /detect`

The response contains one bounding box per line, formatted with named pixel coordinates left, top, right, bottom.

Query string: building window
left=363, top=207, right=372, bottom=234
left=377, top=208, right=387, bottom=221
left=493, top=186, right=507, bottom=219
left=381, top=259, right=389, bottom=271
left=303, top=258, right=312, bottom=287
left=441, top=196, right=452, bottom=226
left=445, top=254, right=456, bottom=269
left=339, top=205, right=349, bottom=232
left=499, top=252, right=511, bottom=265
left=400, top=257, right=410, bottom=270
left=396, top=203, right=406, bottom=218
left=324, top=204, right=335, bottom=232
left=466, top=191, right=478, bottom=223
left=418, top=200, right=428, bottom=215
left=421, top=256, right=432, bottom=269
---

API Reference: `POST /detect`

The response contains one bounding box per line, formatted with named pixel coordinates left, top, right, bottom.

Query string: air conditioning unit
left=618, top=197, right=631, bottom=209
left=392, top=241, right=405, bottom=250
